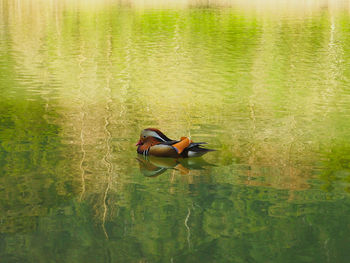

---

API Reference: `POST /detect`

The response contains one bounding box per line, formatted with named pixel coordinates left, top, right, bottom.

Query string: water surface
left=1, top=0, right=350, bottom=262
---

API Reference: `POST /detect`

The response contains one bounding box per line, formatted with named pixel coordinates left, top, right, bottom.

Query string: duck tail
left=183, top=145, right=216, bottom=158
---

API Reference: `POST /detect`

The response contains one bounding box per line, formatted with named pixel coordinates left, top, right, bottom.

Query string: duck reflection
left=137, top=155, right=215, bottom=177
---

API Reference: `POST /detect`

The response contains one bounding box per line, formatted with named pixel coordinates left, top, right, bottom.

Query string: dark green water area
left=1, top=0, right=350, bottom=262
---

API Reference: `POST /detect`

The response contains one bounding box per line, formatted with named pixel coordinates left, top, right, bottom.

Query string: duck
left=136, top=128, right=215, bottom=158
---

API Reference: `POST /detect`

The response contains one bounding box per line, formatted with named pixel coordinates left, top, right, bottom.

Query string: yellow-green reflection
left=1, top=0, right=350, bottom=262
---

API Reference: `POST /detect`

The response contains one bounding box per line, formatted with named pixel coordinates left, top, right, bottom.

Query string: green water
left=1, top=0, right=350, bottom=262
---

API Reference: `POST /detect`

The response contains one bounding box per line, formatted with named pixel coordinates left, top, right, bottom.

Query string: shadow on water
left=137, top=155, right=216, bottom=177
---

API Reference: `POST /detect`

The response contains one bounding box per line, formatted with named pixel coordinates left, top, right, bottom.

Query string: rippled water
left=1, top=0, right=350, bottom=262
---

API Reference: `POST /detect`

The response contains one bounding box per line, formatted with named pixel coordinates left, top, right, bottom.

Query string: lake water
left=1, top=0, right=350, bottom=262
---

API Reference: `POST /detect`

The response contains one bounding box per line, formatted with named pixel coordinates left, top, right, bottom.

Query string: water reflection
left=1, top=0, right=350, bottom=262
left=0, top=100, right=80, bottom=234
left=137, top=155, right=215, bottom=177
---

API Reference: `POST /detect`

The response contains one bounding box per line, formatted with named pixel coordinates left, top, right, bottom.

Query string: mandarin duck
left=136, top=128, right=215, bottom=158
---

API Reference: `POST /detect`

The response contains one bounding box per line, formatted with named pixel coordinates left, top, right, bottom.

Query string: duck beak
left=136, top=139, right=142, bottom=146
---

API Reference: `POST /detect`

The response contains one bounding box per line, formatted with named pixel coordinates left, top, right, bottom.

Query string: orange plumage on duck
left=136, top=128, right=214, bottom=158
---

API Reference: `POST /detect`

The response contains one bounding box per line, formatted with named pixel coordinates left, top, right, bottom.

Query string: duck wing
left=158, top=140, right=180, bottom=145
left=159, top=141, right=207, bottom=147
left=159, top=140, right=214, bottom=157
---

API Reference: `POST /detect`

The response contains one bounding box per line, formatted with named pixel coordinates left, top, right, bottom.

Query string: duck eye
left=143, top=135, right=146, bottom=138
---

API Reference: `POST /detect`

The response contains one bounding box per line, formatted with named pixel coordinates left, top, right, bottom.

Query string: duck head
left=136, top=128, right=171, bottom=146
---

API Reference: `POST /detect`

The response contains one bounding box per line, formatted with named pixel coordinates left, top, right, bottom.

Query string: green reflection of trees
left=0, top=100, right=80, bottom=234
left=1, top=1, right=350, bottom=262
left=2, top=178, right=350, bottom=263
left=319, top=142, right=350, bottom=193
